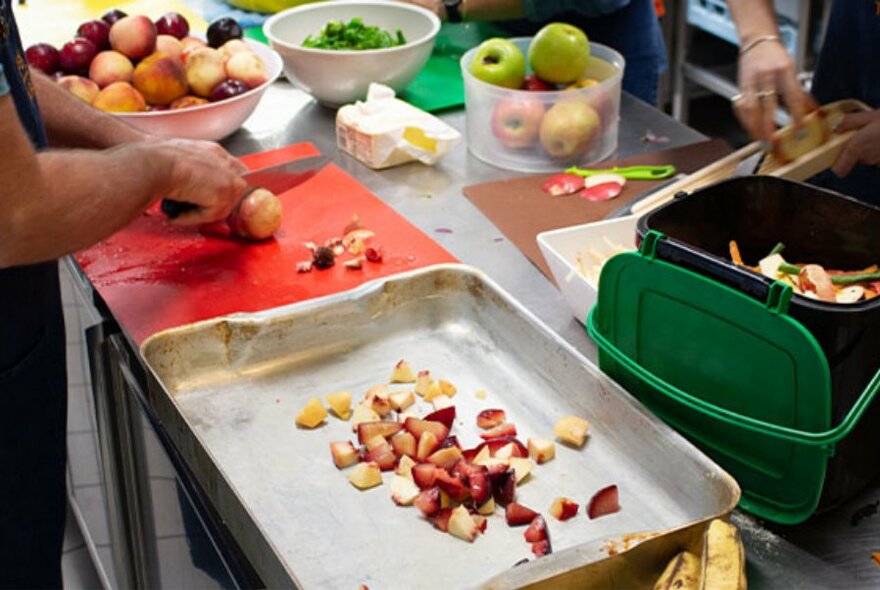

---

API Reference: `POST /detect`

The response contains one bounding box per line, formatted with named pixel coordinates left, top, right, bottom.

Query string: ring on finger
left=731, top=93, right=745, bottom=104
left=756, top=89, right=776, bottom=99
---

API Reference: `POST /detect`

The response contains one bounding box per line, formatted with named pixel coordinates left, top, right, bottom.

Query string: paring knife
left=161, top=154, right=331, bottom=219
left=733, top=148, right=767, bottom=177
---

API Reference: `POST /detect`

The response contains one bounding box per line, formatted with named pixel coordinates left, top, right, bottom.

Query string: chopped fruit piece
left=448, top=506, right=480, bottom=542
left=348, top=462, right=382, bottom=490
left=364, top=442, right=396, bottom=471
left=398, top=411, right=419, bottom=423
left=344, top=257, right=365, bottom=270
left=524, top=515, right=548, bottom=542
left=427, top=447, right=463, bottom=470
left=527, top=437, right=556, bottom=464
left=329, top=441, right=359, bottom=469
left=365, top=384, right=388, bottom=397
left=390, top=475, right=421, bottom=506
left=357, top=421, right=404, bottom=445
left=439, top=379, right=457, bottom=397
left=416, top=431, right=440, bottom=461
left=587, top=484, right=620, bottom=519
left=350, top=404, right=380, bottom=431
left=423, top=381, right=443, bottom=401
left=532, top=539, right=552, bottom=557
left=364, top=385, right=392, bottom=417
left=431, top=394, right=454, bottom=410
left=435, top=470, right=470, bottom=503
left=491, top=468, right=517, bottom=507
left=472, top=513, right=488, bottom=533
left=296, top=261, right=313, bottom=273
left=414, top=370, right=432, bottom=396
left=325, top=391, right=352, bottom=420
left=439, top=489, right=453, bottom=508
left=295, top=397, right=327, bottom=428
left=439, top=435, right=462, bottom=450
left=480, top=422, right=517, bottom=440
left=414, top=487, right=441, bottom=517
left=477, top=497, right=496, bottom=516
left=477, top=408, right=507, bottom=429
left=469, top=465, right=492, bottom=505
left=451, top=460, right=472, bottom=482
left=495, top=442, right=520, bottom=460
left=472, top=445, right=491, bottom=465
left=404, top=418, right=449, bottom=442
left=365, top=244, right=383, bottom=262
left=483, top=436, right=528, bottom=458
left=432, top=507, right=453, bottom=532
left=554, top=415, right=590, bottom=447
left=423, top=406, right=456, bottom=430
left=475, top=389, right=487, bottom=400
left=412, top=463, right=438, bottom=489
left=390, top=431, right=417, bottom=458
left=509, top=457, right=535, bottom=484
left=506, top=502, right=539, bottom=526
left=396, top=455, right=416, bottom=479
left=364, top=435, right=389, bottom=452
left=389, top=390, right=415, bottom=412
left=549, top=497, right=579, bottom=521
left=391, top=359, right=416, bottom=383
left=482, top=458, right=511, bottom=474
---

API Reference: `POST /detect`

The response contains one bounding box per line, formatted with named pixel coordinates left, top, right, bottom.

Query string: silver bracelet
left=739, top=34, right=781, bottom=56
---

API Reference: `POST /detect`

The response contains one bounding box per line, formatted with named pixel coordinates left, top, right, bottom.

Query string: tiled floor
left=62, top=505, right=103, bottom=590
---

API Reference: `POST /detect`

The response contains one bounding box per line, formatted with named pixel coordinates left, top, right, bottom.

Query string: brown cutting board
left=463, top=139, right=732, bottom=278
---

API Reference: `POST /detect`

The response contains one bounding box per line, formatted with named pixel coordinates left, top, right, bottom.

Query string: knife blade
left=161, top=154, right=331, bottom=219
left=733, top=149, right=767, bottom=177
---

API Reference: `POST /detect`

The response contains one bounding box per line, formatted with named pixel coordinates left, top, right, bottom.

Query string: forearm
left=33, top=72, right=148, bottom=149
left=727, top=0, right=780, bottom=44
left=464, top=0, right=525, bottom=21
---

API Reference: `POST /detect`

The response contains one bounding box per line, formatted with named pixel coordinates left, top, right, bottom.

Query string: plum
left=77, top=19, right=110, bottom=50
left=25, top=43, right=61, bottom=75
left=207, top=17, right=243, bottom=49
left=60, top=38, right=98, bottom=75
left=210, top=79, right=249, bottom=102
left=155, top=12, right=190, bottom=40
left=101, top=9, right=128, bottom=26
left=227, top=187, right=283, bottom=241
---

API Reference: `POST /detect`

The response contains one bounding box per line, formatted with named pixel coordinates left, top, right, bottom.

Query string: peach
left=57, top=75, right=100, bottom=103
left=180, top=37, right=207, bottom=64
left=227, top=188, right=283, bottom=240
left=109, top=15, right=157, bottom=60
left=132, top=52, right=187, bottom=105
left=170, top=95, right=209, bottom=109
left=92, top=81, right=146, bottom=112
left=88, top=50, right=133, bottom=87
left=185, top=47, right=226, bottom=97
left=220, top=39, right=250, bottom=62
left=154, top=35, right=184, bottom=60
left=225, top=51, right=267, bottom=89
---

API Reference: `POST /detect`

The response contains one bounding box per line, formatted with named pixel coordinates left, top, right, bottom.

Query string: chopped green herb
left=302, top=18, right=407, bottom=50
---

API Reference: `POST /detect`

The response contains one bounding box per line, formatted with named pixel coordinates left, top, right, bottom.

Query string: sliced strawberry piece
left=483, top=436, right=528, bottom=458
left=412, top=463, right=438, bottom=489
left=542, top=173, right=584, bottom=196
left=587, top=484, right=620, bottom=519
left=356, top=421, right=403, bottom=445
left=439, top=435, right=462, bottom=450
left=476, top=408, right=507, bottom=429
left=423, top=406, right=456, bottom=430
left=469, top=466, right=491, bottom=506
left=404, top=417, right=449, bottom=443
left=480, top=422, right=517, bottom=440
left=505, top=502, right=539, bottom=526
left=491, top=468, right=517, bottom=507
left=524, top=515, right=547, bottom=542
left=435, top=469, right=470, bottom=503
left=531, top=539, right=552, bottom=557
left=414, top=487, right=441, bottom=517
left=579, top=182, right=623, bottom=202
left=431, top=507, right=453, bottom=532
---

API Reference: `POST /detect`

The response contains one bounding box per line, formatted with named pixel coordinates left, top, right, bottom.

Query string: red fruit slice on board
left=587, top=484, right=620, bottom=519
left=579, top=182, right=623, bottom=202
left=542, top=173, right=584, bottom=196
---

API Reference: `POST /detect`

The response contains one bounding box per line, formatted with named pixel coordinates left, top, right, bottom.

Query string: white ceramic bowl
left=264, top=0, right=440, bottom=106
left=114, top=40, right=283, bottom=142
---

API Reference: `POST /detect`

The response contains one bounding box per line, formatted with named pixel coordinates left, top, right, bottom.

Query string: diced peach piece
left=348, top=462, right=383, bottom=490
left=414, top=370, right=432, bottom=397
left=350, top=404, right=380, bottom=432
left=549, top=497, right=579, bottom=521
left=509, top=457, right=535, bottom=484
left=472, top=446, right=492, bottom=466
left=423, top=381, right=443, bottom=402
left=390, top=431, right=417, bottom=458
left=554, top=415, right=590, bottom=447
left=477, top=408, right=506, bottom=429
left=295, top=397, right=327, bottom=428
left=495, top=443, right=519, bottom=460
left=477, top=496, right=496, bottom=516
left=448, top=506, right=479, bottom=542
left=396, top=455, right=416, bottom=479
left=404, top=418, right=449, bottom=442
left=391, top=359, right=416, bottom=383
left=329, top=441, right=359, bottom=469
left=426, top=447, right=463, bottom=470
left=364, top=384, right=392, bottom=417
left=390, top=475, right=421, bottom=506
left=389, top=390, right=415, bottom=412
left=416, top=431, right=440, bottom=461
left=431, top=394, right=454, bottom=410
left=325, top=391, right=352, bottom=420
left=357, top=421, right=404, bottom=445
left=364, top=435, right=389, bottom=452
left=528, top=437, right=556, bottom=464
left=439, top=379, right=457, bottom=397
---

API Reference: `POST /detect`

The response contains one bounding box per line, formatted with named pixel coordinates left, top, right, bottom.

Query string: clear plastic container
left=460, top=38, right=624, bottom=173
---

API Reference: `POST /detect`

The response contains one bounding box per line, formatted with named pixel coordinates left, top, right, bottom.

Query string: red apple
left=491, top=98, right=546, bottom=149
left=522, top=73, right=553, bottom=91
left=77, top=19, right=110, bottom=50
left=60, top=38, right=97, bottom=75
left=109, top=16, right=157, bottom=60
left=25, top=43, right=60, bottom=75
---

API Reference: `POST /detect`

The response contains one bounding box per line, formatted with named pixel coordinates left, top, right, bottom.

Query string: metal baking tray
left=141, top=264, right=740, bottom=589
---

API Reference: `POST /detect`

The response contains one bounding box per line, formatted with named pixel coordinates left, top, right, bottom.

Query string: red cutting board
left=76, top=143, right=456, bottom=344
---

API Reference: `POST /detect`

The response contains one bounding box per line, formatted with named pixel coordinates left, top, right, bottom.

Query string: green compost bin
left=587, top=231, right=880, bottom=524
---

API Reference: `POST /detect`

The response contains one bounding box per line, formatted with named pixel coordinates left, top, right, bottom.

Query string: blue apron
left=809, top=0, right=880, bottom=205
left=0, top=1, right=68, bottom=588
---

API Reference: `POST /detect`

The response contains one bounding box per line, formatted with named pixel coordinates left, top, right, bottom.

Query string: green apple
left=539, top=100, right=601, bottom=159
left=469, top=38, right=526, bottom=89
left=528, top=23, right=590, bottom=85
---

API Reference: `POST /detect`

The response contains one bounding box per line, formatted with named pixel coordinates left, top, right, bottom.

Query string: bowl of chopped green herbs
left=264, top=0, right=440, bottom=105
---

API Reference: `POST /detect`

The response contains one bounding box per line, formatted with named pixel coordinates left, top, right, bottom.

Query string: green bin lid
left=590, top=233, right=833, bottom=524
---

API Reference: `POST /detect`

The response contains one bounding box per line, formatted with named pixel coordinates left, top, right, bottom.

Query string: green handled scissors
left=564, top=164, right=678, bottom=180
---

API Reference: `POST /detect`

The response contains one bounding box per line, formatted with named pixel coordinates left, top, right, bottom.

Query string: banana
left=700, top=519, right=747, bottom=590
left=654, top=551, right=701, bottom=590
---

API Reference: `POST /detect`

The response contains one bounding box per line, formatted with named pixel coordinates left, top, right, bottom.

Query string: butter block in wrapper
left=336, top=84, right=461, bottom=169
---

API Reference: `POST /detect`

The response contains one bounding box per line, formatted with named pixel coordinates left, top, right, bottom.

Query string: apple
left=539, top=100, right=601, bottom=159
left=528, top=23, right=590, bottom=84
left=77, top=20, right=110, bottom=51
left=469, top=38, right=526, bottom=89
left=57, top=75, right=100, bottom=103
left=92, top=81, right=146, bottom=112
left=390, top=359, right=415, bottom=383
left=155, top=35, right=184, bottom=60
left=101, top=9, right=127, bottom=26
left=25, top=43, right=60, bottom=75
left=169, top=95, right=209, bottom=109
left=60, top=38, right=97, bottom=75
left=109, top=16, right=157, bottom=60
left=522, top=73, right=553, bottom=91
left=225, top=51, right=268, bottom=89
left=227, top=188, right=283, bottom=240
left=133, top=53, right=188, bottom=105
left=185, top=47, right=226, bottom=97
left=155, top=12, right=190, bottom=40
left=88, top=51, right=133, bottom=88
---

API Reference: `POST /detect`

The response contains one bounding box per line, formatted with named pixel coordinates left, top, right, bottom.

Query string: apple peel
left=541, top=173, right=584, bottom=196
left=579, top=182, right=622, bottom=202
left=583, top=173, right=626, bottom=189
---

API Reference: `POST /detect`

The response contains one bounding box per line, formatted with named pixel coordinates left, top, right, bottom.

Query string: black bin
left=636, top=175, right=880, bottom=510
